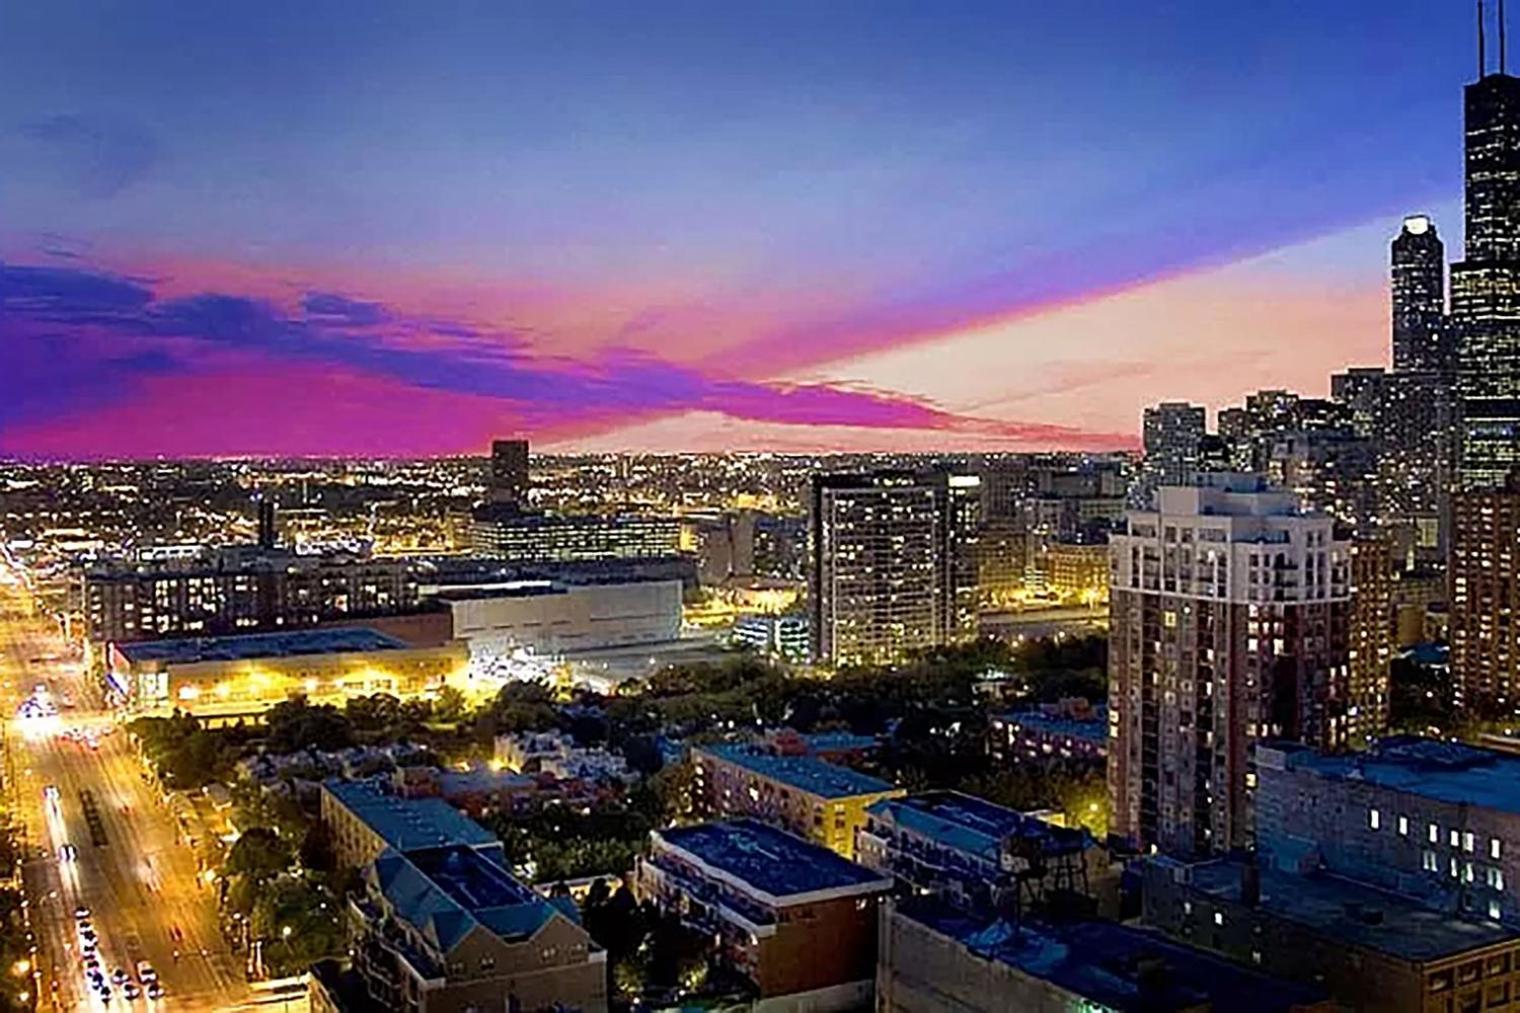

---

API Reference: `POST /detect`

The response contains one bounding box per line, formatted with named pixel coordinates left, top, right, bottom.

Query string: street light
left=10, top=959, right=28, bottom=977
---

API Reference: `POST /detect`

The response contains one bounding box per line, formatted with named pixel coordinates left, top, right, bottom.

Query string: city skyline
left=0, top=2, right=1485, bottom=459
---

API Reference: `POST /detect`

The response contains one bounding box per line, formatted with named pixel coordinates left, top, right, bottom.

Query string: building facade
left=855, top=792, right=1101, bottom=920
left=635, top=819, right=890, bottom=1006
left=1392, top=214, right=1451, bottom=375
left=1453, top=70, right=1520, bottom=490
left=438, top=579, right=682, bottom=659
left=1138, top=402, right=1208, bottom=506
left=488, top=438, right=531, bottom=508
left=111, top=628, right=468, bottom=717
left=876, top=899, right=1332, bottom=1013
left=1107, top=475, right=1357, bottom=857
left=469, top=510, right=681, bottom=564
left=83, top=546, right=422, bottom=646
left=350, top=844, right=607, bottom=1013
left=808, top=470, right=980, bottom=667
left=1451, top=475, right=1520, bottom=708
left=1141, top=856, right=1520, bottom=1013
left=690, top=742, right=903, bottom=859
left=1254, top=738, right=1520, bottom=926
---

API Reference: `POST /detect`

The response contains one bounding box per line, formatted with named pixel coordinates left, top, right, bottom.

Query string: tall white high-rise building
left=1107, top=474, right=1362, bottom=857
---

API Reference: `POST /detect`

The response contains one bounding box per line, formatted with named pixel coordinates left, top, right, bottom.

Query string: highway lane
left=0, top=576, right=253, bottom=1012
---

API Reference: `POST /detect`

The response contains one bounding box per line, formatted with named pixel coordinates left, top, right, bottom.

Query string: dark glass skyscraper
left=1453, top=71, right=1520, bottom=488
left=1390, top=215, right=1449, bottom=374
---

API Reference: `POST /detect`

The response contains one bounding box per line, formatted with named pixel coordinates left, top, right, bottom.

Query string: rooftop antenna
left=1482, top=0, right=1489, bottom=78
left=1503, top=0, right=1509, bottom=74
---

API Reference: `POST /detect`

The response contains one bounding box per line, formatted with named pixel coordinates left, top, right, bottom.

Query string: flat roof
left=995, top=707, right=1108, bottom=745
left=868, top=792, right=1089, bottom=862
left=1175, top=858, right=1519, bottom=962
left=117, top=627, right=408, bottom=664
left=1271, top=736, right=1520, bottom=816
left=699, top=743, right=897, bottom=799
left=899, top=901, right=1327, bottom=1013
left=657, top=819, right=890, bottom=901
left=324, top=780, right=499, bottom=853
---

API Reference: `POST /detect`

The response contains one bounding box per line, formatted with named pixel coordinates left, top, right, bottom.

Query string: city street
left=0, top=574, right=254, bottom=1012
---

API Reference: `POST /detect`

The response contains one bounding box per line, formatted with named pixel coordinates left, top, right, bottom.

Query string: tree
left=265, top=698, right=355, bottom=754
left=433, top=685, right=469, bottom=724
left=227, top=827, right=294, bottom=882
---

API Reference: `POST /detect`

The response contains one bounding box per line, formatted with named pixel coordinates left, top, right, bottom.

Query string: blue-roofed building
left=1256, top=737, right=1520, bottom=925
left=321, top=780, right=501, bottom=870
left=857, top=792, right=1104, bottom=919
left=1140, top=855, right=1520, bottom=1013
left=988, top=704, right=1108, bottom=765
left=635, top=819, right=891, bottom=1006
left=348, top=844, right=606, bottom=1013
left=879, top=898, right=1334, bottom=1013
left=692, top=742, right=903, bottom=859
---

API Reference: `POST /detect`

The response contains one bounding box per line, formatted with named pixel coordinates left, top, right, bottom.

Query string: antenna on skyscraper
left=1502, top=0, right=1509, bottom=74
left=1482, top=0, right=1490, bottom=78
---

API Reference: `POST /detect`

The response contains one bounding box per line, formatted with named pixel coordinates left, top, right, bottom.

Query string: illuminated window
left=1368, top=808, right=1381, bottom=831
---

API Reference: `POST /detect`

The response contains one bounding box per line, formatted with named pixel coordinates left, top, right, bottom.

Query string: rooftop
left=899, top=901, right=1326, bottom=1013
left=654, top=819, right=891, bottom=902
left=867, top=791, right=1090, bottom=862
left=698, top=742, right=898, bottom=799
left=117, top=627, right=408, bottom=665
left=1170, top=857, right=1520, bottom=961
left=324, top=780, right=499, bottom=853
left=372, top=844, right=569, bottom=955
left=1267, top=736, right=1520, bottom=816
left=995, top=707, right=1109, bottom=746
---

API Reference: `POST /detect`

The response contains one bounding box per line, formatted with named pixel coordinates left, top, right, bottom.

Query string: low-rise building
left=351, top=844, right=607, bottom=1013
left=110, top=627, right=468, bottom=717
left=493, top=730, right=630, bottom=783
left=469, top=507, right=680, bottom=564
left=635, top=819, right=891, bottom=1007
left=691, top=742, right=903, bottom=859
left=1256, top=737, right=1520, bottom=923
left=856, top=792, right=1103, bottom=919
left=437, top=579, right=682, bottom=659
left=1141, top=856, right=1520, bottom=1013
left=731, top=613, right=809, bottom=661
left=988, top=701, right=1108, bottom=765
left=878, top=898, right=1333, bottom=1013
left=320, top=779, right=501, bottom=870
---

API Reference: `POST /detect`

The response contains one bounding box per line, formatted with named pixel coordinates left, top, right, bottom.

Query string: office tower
left=487, top=438, right=530, bottom=507
left=1347, top=539, right=1394, bottom=743
left=808, top=469, right=980, bottom=666
left=1107, top=475, right=1353, bottom=857
left=1266, top=429, right=1379, bottom=536
left=1452, top=55, right=1520, bottom=488
left=1450, top=472, right=1520, bottom=708
left=255, top=495, right=277, bottom=550
left=1137, top=402, right=1207, bottom=505
left=1391, top=215, right=1451, bottom=373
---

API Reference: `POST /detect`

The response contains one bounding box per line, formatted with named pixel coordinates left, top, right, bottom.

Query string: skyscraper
left=1452, top=50, right=1520, bottom=488
left=1450, top=471, right=1520, bottom=709
left=1107, top=475, right=1354, bottom=857
left=1391, top=215, right=1450, bottom=374
left=808, top=469, right=980, bottom=667
left=1137, top=402, right=1206, bottom=506
left=488, top=438, right=531, bottom=508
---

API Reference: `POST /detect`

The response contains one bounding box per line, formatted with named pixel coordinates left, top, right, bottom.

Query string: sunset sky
left=0, top=2, right=1479, bottom=458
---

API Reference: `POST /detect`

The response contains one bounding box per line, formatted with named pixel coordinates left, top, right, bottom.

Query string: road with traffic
left=0, top=571, right=255, bottom=1012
